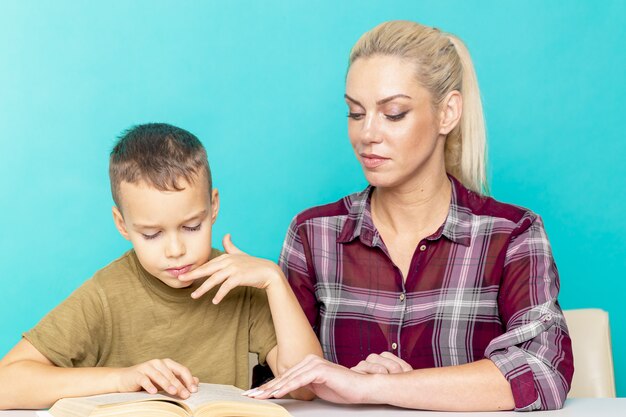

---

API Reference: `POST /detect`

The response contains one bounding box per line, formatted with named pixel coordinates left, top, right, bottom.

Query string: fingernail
left=242, top=388, right=256, bottom=396
left=191, top=292, right=198, bottom=298
left=191, top=385, right=198, bottom=393
left=169, top=385, right=177, bottom=394
left=269, top=389, right=280, bottom=397
left=248, top=389, right=264, bottom=397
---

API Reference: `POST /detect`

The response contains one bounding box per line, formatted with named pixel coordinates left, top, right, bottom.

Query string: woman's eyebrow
left=376, top=94, right=412, bottom=105
left=344, top=93, right=412, bottom=106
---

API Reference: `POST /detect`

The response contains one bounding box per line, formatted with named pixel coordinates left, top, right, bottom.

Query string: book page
left=180, top=383, right=261, bottom=409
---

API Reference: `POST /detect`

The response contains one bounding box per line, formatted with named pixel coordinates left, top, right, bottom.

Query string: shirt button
left=399, top=293, right=405, bottom=302
left=419, top=244, right=427, bottom=251
left=391, top=342, right=398, bottom=350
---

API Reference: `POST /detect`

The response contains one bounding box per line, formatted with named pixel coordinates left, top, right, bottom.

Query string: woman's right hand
left=116, top=358, right=199, bottom=399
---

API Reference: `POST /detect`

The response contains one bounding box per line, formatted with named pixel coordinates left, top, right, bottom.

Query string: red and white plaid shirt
left=279, top=176, right=573, bottom=411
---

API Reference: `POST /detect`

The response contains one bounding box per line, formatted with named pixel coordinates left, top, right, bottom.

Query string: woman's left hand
left=351, top=352, right=413, bottom=374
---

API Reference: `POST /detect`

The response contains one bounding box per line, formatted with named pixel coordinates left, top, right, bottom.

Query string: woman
left=248, top=21, right=573, bottom=411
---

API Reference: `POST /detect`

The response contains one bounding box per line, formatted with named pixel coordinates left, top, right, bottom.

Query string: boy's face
left=112, top=174, right=218, bottom=288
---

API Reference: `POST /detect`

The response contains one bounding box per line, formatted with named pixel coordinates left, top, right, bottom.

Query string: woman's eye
left=142, top=232, right=161, bottom=240
left=385, top=111, right=408, bottom=121
left=183, top=224, right=201, bottom=232
left=347, top=112, right=365, bottom=120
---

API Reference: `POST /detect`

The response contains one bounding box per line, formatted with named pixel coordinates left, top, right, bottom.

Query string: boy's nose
left=165, top=235, right=186, bottom=258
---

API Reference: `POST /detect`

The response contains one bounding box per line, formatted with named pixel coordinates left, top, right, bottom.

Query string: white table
left=1, top=398, right=625, bottom=416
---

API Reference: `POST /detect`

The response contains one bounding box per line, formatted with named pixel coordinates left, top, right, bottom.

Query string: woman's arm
left=249, top=355, right=514, bottom=411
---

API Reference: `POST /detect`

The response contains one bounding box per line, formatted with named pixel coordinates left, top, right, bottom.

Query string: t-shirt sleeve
left=484, top=214, right=574, bottom=411
left=23, top=278, right=109, bottom=368
left=247, top=287, right=277, bottom=366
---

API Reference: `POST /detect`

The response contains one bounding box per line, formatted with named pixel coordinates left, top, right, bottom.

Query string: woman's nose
left=360, top=114, right=383, bottom=144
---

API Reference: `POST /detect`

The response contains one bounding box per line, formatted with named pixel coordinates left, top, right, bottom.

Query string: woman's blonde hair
left=349, top=21, right=488, bottom=194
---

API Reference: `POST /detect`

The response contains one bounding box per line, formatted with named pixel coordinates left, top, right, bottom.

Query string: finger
left=351, top=360, right=388, bottom=374
left=257, top=354, right=319, bottom=391
left=150, top=361, right=189, bottom=398
left=223, top=234, right=244, bottom=255
left=143, top=365, right=178, bottom=396
left=178, top=255, right=230, bottom=282
left=379, top=351, right=413, bottom=372
left=250, top=355, right=322, bottom=396
left=164, top=359, right=197, bottom=393
left=212, top=276, right=240, bottom=304
left=193, top=376, right=200, bottom=385
left=191, top=267, right=233, bottom=299
left=137, top=375, right=158, bottom=394
left=364, top=353, right=405, bottom=374
left=253, top=364, right=325, bottom=399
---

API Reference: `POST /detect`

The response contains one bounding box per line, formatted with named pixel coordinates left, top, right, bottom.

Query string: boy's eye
left=347, top=112, right=365, bottom=121
left=142, top=232, right=161, bottom=240
left=183, top=224, right=201, bottom=232
left=385, top=111, right=409, bottom=121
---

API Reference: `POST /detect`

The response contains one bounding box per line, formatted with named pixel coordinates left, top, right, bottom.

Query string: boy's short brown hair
left=109, top=123, right=211, bottom=208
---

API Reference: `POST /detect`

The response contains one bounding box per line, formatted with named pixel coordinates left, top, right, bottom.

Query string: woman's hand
left=116, top=358, right=199, bottom=399
left=244, top=355, right=372, bottom=404
left=351, top=352, right=413, bottom=374
left=178, top=234, right=283, bottom=304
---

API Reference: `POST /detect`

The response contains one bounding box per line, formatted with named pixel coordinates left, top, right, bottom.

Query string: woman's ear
left=112, top=206, right=130, bottom=240
left=438, top=90, right=463, bottom=135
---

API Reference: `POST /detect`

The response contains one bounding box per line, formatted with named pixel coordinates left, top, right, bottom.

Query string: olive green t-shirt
left=24, top=249, right=277, bottom=389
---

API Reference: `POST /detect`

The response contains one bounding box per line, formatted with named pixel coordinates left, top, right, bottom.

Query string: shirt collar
left=337, top=176, right=473, bottom=247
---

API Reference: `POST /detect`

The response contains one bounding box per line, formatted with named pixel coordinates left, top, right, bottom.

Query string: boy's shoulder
left=88, top=250, right=143, bottom=294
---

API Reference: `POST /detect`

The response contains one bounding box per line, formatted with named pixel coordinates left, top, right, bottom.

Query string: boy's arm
left=179, top=234, right=323, bottom=400
left=0, top=339, right=199, bottom=410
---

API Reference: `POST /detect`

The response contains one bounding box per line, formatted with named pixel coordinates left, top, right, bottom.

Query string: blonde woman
left=248, top=21, right=573, bottom=411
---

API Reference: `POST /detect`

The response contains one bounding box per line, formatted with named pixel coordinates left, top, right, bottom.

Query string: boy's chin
left=159, top=276, right=194, bottom=289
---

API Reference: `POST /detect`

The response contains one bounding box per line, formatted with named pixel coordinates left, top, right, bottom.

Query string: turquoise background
left=1, top=0, right=624, bottom=397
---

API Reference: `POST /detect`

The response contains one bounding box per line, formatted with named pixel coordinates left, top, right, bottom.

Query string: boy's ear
left=112, top=206, right=131, bottom=241
left=210, top=189, right=220, bottom=225
left=438, top=90, right=463, bottom=135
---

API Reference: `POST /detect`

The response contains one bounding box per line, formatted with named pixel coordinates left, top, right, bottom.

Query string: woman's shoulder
left=290, top=188, right=369, bottom=227
left=452, top=177, right=540, bottom=233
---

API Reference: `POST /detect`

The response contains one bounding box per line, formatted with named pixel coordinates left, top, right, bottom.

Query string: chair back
left=564, top=308, right=616, bottom=398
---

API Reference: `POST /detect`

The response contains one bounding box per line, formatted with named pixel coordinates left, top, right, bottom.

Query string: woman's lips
left=361, top=154, right=389, bottom=169
left=165, top=264, right=193, bottom=277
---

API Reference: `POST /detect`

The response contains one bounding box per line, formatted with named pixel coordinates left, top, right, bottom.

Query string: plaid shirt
left=279, top=176, right=573, bottom=411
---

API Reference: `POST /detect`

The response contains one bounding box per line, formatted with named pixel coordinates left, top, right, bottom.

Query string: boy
left=0, top=123, right=321, bottom=409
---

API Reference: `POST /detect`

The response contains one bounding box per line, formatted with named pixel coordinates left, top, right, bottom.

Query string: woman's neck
left=371, top=171, right=452, bottom=238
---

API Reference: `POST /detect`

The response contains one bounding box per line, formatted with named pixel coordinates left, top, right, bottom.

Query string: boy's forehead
left=117, top=178, right=211, bottom=221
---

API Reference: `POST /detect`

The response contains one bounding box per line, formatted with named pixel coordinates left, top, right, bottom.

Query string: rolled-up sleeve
left=485, top=213, right=574, bottom=411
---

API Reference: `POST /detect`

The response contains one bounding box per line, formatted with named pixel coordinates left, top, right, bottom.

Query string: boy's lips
left=165, top=264, right=193, bottom=277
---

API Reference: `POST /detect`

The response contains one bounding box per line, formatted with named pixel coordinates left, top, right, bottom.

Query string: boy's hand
left=117, top=358, right=199, bottom=399
left=178, top=234, right=283, bottom=303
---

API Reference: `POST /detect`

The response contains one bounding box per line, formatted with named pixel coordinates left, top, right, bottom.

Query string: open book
left=48, top=383, right=291, bottom=417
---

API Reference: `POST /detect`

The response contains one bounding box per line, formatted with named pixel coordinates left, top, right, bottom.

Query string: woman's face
left=345, top=55, right=446, bottom=190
